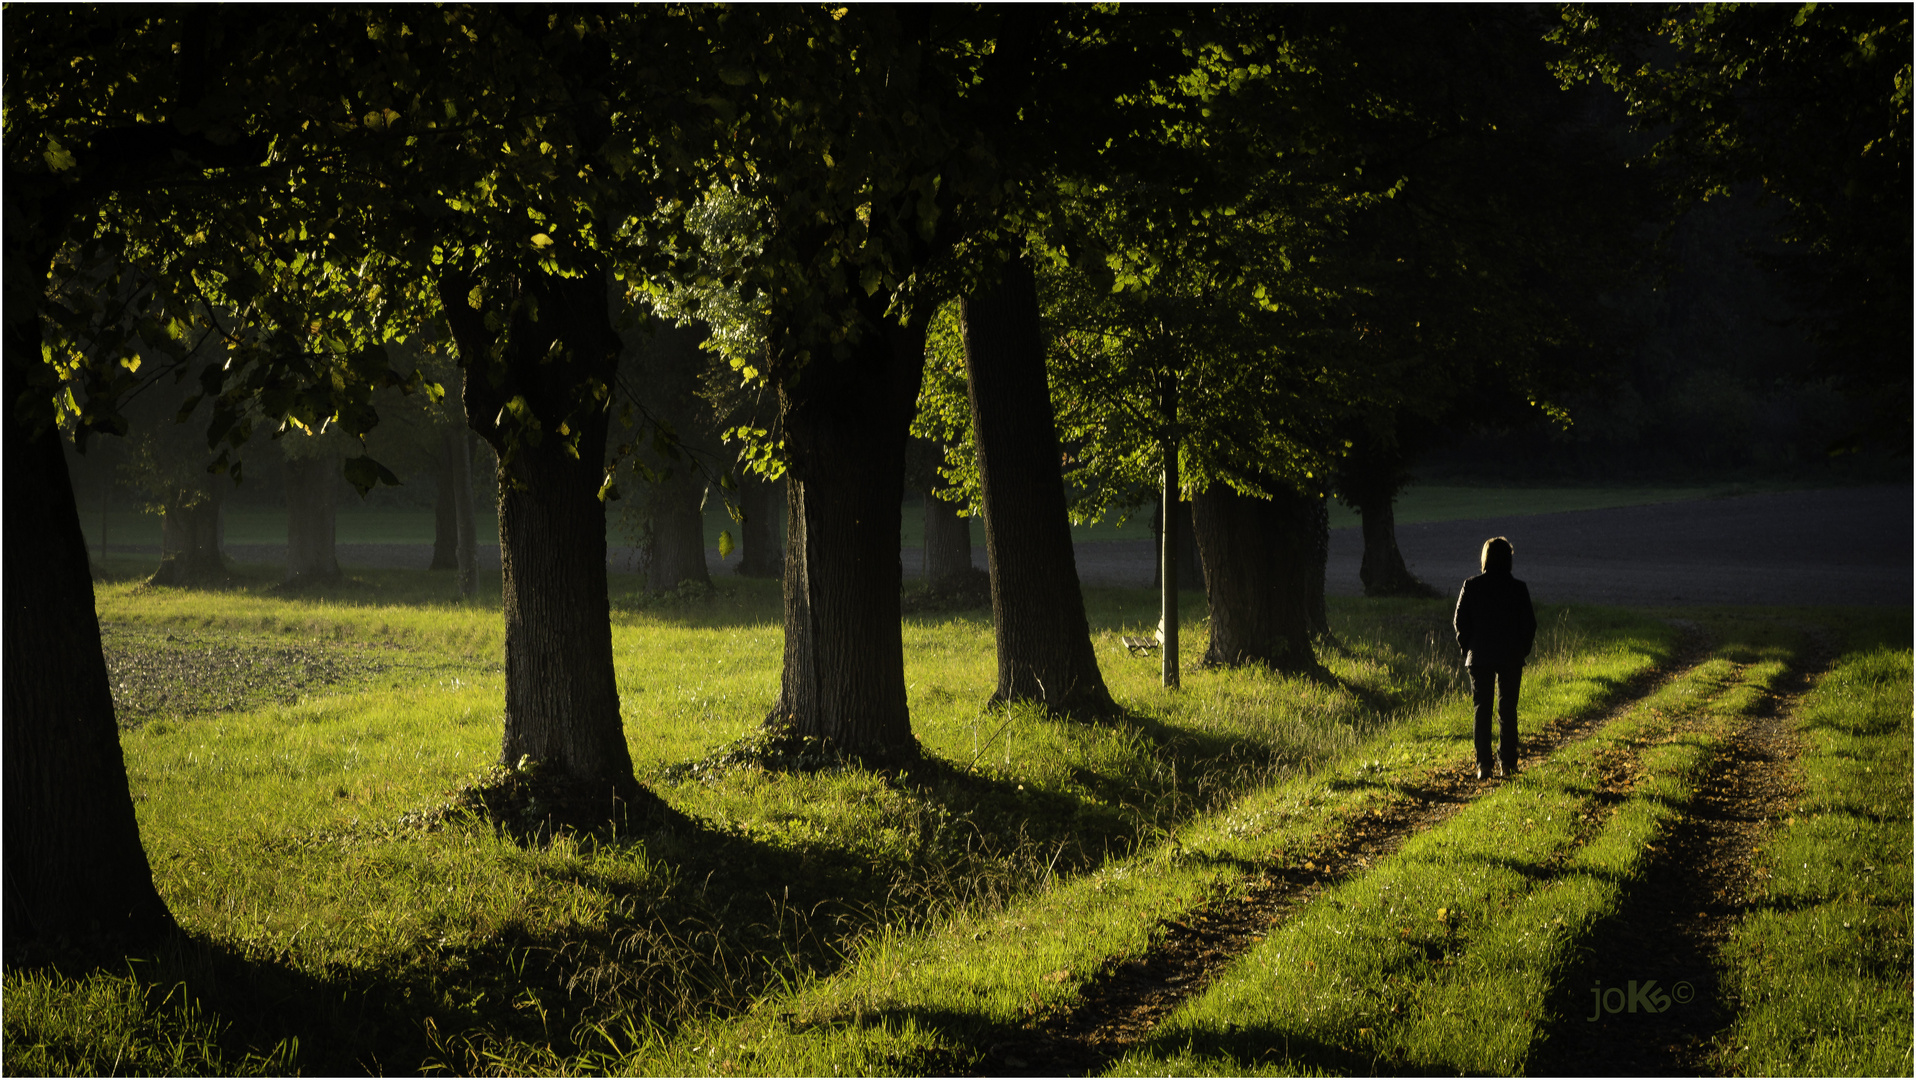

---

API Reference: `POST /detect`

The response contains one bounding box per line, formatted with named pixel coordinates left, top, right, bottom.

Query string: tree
left=909, top=7, right=1224, bottom=703
left=1192, top=482, right=1317, bottom=669
left=281, top=433, right=343, bottom=587
left=4, top=6, right=331, bottom=954
left=912, top=439, right=975, bottom=587
left=293, top=7, right=748, bottom=811
left=608, top=314, right=722, bottom=594
left=1553, top=3, right=1912, bottom=447
left=960, top=254, right=1117, bottom=712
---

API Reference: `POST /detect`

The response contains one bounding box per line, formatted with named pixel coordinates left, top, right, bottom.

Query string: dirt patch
left=1527, top=643, right=1821, bottom=1075
left=101, top=623, right=399, bottom=726
left=967, top=628, right=1714, bottom=1076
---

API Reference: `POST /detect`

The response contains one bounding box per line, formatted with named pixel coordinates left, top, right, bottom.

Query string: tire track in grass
left=976, top=625, right=1713, bottom=1077
left=1528, top=629, right=1824, bottom=1076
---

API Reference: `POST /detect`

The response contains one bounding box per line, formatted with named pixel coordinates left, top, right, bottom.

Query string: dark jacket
left=1453, top=570, right=1537, bottom=669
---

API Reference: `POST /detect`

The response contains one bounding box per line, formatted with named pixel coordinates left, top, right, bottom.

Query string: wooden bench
left=1121, top=634, right=1160, bottom=656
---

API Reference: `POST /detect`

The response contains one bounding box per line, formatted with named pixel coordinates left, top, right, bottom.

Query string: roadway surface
left=203, top=485, right=1908, bottom=608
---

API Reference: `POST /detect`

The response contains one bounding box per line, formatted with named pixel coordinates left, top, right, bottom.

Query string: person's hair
left=1481, top=536, right=1514, bottom=574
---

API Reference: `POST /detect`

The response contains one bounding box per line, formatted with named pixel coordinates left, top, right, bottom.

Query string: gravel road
left=205, top=485, right=1907, bottom=608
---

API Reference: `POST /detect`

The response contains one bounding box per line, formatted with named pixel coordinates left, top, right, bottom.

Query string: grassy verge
left=0, top=569, right=1668, bottom=1076
left=1715, top=610, right=1914, bottom=1076
left=6, top=570, right=1901, bottom=1078
left=546, top=608, right=1674, bottom=1075
left=1107, top=618, right=1796, bottom=1076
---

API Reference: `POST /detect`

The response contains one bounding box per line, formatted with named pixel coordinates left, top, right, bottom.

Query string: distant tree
left=279, top=431, right=345, bottom=588
left=1552, top=2, right=1913, bottom=447
left=608, top=313, right=723, bottom=594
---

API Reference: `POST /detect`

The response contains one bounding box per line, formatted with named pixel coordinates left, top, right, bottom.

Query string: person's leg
left=1469, top=665, right=1495, bottom=773
left=1498, top=665, right=1522, bottom=773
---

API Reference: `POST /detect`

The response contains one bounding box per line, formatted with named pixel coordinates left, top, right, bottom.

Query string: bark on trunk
left=768, top=307, right=927, bottom=764
left=734, top=470, right=784, bottom=579
left=283, top=450, right=342, bottom=586
left=646, top=472, right=710, bottom=592
left=437, top=266, right=645, bottom=812
left=961, top=253, right=1116, bottom=715
left=1190, top=482, right=1318, bottom=674
left=3, top=209, right=175, bottom=956
left=149, top=488, right=225, bottom=586
left=922, top=486, right=973, bottom=584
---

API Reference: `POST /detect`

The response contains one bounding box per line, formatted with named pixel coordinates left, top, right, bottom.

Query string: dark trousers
left=1468, top=664, right=1522, bottom=767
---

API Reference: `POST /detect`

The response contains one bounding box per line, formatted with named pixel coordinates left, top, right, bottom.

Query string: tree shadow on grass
left=8, top=931, right=438, bottom=1076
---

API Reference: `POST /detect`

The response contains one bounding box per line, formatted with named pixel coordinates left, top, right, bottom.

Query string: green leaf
left=717, top=530, right=735, bottom=559
left=43, top=138, right=76, bottom=172
left=342, top=455, right=402, bottom=497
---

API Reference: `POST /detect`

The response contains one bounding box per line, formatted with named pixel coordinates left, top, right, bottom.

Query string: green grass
left=82, top=507, right=504, bottom=547
left=3, top=566, right=1906, bottom=1076
left=1715, top=611, right=1914, bottom=1077
left=1107, top=619, right=1797, bottom=1076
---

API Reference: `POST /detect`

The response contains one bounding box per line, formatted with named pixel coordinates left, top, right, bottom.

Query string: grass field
left=76, top=481, right=1778, bottom=554
left=3, top=559, right=1907, bottom=1076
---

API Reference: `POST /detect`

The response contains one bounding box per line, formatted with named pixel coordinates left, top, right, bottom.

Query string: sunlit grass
left=1715, top=612, right=1913, bottom=1077
left=1108, top=626, right=1792, bottom=1076
left=5, top=568, right=1904, bottom=1077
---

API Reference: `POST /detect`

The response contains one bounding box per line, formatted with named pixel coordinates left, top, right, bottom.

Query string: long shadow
left=864, top=1004, right=1405, bottom=1077
left=12, top=930, right=444, bottom=1076
left=1528, top=627, right=1819, bottom=1076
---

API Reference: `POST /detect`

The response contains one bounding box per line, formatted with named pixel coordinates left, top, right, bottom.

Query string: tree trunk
left=961, top=252, right=1116, bottom=715
left=734, top=469, right=784, bottom=579
left=1353, top=481, right=1437, bottom=597
left=283, top=449, right=342, bottom=586
left=1341, top=436, right=1439, bottom=599
left=646, top=472, right=710, bottom=592
left=922, top=486, right=973, bottom=584
left=1191, top=482, right=1317, bottom=674
left=768, top=307, right=927, bottom=763
left=437, top=265, right=646, bottom=813
left=617, top=316, right=715, bottom=592
left=149, top=487, right=225, bottom=586
left=3, top=208, right=175, bottom=956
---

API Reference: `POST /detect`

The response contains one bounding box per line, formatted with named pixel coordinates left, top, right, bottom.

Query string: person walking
left=1453, top=536, right=1536, bottom=780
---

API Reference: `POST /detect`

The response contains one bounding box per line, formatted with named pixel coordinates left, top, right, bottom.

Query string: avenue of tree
left=5, top=4, right=1906, bottom=958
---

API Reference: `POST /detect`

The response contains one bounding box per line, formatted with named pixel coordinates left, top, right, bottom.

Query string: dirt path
left=970, top=626, right=1715, bottom=1077
left=1527, top=636, right=1823, bottom=1075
